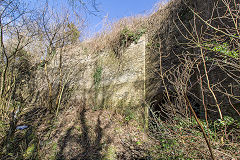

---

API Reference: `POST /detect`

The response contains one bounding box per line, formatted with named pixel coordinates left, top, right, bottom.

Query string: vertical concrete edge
left=143, top=34, right=149, bottom=130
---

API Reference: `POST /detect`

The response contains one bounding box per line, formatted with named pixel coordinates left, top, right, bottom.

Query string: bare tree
left=0, top=0, right=98, bottom=158
left=0, top=0, right=39, bottom=155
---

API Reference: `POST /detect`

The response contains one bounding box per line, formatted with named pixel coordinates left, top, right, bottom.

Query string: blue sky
left=25, top=0, right=168, bottom=37
left=85, top=0, right=168, bottom=36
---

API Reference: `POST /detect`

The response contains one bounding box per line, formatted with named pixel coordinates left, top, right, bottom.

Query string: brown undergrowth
left=22, top=98, right=156, bottom=160
left=16, top=97, right=239, bottom=159
left=1, top=0, right=240, bottom=159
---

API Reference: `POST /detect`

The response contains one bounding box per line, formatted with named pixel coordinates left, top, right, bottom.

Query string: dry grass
left=79, top=0, right=178, bottom=55
left=83, top=16, right=146, bottom=55
left=76, top=0, right=240, bottom=159
left=1, top=0, right=239, bottom=159
left=37, top=98, right=156, bottom=160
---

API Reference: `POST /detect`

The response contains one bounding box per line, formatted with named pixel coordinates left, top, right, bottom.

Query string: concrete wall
left=52, top=35, right=146, bottom=110
left=50, top=0, right=240, bottom=121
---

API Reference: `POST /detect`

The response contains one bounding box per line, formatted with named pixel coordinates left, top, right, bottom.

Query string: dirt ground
left=29, top=99, right=156, bottom=160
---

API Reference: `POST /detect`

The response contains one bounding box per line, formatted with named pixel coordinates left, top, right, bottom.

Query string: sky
left=84, top=0, right=169, bottom=37
left=24, top=0, right=169, bottom=37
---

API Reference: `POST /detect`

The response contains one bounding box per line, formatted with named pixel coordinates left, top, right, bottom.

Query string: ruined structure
left=51, top=0, right=240, bottom=124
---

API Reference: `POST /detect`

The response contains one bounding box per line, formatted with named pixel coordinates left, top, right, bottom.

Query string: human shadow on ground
left=55, top=90, right=112, bottom=160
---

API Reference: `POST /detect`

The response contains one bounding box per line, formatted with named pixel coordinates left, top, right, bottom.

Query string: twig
left=185, top=94, right=216, bottom=160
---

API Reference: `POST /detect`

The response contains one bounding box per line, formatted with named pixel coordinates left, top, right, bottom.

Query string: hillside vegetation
left=0, top=0, right=239, bottom=159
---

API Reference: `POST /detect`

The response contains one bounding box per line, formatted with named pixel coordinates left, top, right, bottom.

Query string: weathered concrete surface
left=52, top=35, right=146, bottom=110
left=50, top=0, right=240, bottom=122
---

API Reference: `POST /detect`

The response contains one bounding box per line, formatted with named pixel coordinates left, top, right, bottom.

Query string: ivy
left=120, top=27, right=146, bottom=47
left=93, top=66, right=102, bottom=90
left=203, top=41, right=239, bottom=59
left=93, top=65, right=103, bottom=110
left=112, top=27, right=146, bottom=57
